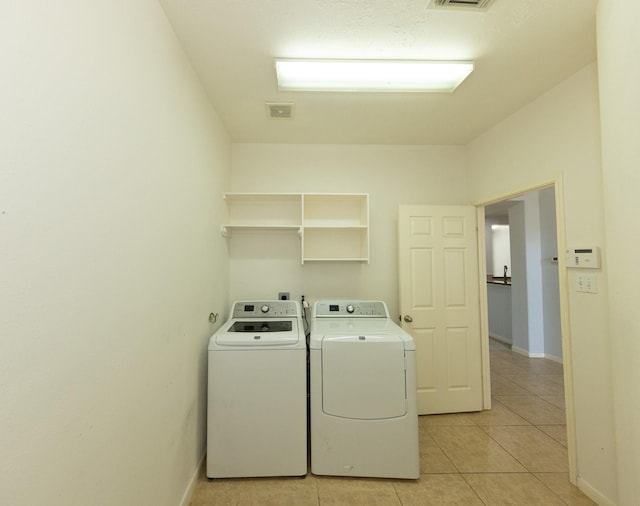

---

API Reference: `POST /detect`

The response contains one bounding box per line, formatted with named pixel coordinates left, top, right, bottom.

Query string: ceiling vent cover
left=430, top=0, right=495, bottom=10
left=267, top=102, right=295, bottom=119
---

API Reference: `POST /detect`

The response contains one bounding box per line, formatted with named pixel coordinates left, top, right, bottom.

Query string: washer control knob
left=346, top=304, right=355, bottom=314
left=261, top=304, right=270, bottom=313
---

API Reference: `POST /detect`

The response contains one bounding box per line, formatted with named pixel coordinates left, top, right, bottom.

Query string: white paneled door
left=398, top=205, right=483, bottom=414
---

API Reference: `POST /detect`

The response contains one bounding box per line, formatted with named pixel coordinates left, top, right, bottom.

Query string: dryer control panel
left=314, top=301, right=389, bottom=318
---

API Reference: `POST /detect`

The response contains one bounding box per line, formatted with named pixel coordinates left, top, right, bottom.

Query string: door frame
left=475, top=175, right=577, bottom=484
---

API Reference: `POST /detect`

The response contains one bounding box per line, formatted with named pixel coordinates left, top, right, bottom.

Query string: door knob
left=403, top=315, right=413, bottom=323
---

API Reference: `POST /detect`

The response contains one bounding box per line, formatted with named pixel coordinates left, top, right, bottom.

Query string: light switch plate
left=576, top=274, right=597, bottom=293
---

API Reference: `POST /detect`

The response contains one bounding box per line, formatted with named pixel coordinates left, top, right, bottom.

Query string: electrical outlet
left=278, top=292, right=290, bottom=300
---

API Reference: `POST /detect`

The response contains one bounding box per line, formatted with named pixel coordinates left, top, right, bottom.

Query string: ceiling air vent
left=266, top=102, right=295, bottom=119
left=430, top=0, right=495, bottom=11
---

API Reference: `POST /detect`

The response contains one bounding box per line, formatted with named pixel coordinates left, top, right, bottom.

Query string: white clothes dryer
left=207, top=300, right=307, bottom=478
left=310, top=300, right=419, bottom=479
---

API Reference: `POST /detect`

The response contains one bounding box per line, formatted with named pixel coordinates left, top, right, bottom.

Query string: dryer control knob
left=346, top=304, right=355, bottom=313
left=261, top=304, right=270, bottom=313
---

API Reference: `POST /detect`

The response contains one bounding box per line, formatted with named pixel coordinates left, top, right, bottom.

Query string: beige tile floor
left=190, top=340, right=595, bottom=505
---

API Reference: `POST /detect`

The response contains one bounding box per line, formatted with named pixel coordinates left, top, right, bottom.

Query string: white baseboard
left=577, top=476, right=616, bottom=506
left=544, top=353, right=563, bottom=364
left=512, top=346, right=545, bottom=358
left=509, top=345, right=563, bottom=362
left=180, top=451, right=206, bottom=506
left=489, top=334, right=513, bottom=346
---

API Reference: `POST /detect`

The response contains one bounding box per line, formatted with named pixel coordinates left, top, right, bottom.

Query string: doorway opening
left=478, top=180, right=577, bottom=482
left=484, top=187, right=561, bottom=360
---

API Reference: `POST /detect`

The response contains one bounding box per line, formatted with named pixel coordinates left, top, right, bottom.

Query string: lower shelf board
left=303, top=258, right=369, bottom=263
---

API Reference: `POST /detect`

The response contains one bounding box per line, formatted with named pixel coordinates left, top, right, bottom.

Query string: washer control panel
left=314, top=301, right=389, bottom=318
left=232, top=300, right=300, bottom=318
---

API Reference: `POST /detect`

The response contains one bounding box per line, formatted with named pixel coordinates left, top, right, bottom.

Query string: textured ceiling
left=160, top=0, right=597, bottom=145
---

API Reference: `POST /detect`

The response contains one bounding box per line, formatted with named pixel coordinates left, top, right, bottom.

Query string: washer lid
left=321, top=335, right=407, bottom=419
left=228, top=321, right=292, bottom=333
left=214, top=319, right=300, bottom=346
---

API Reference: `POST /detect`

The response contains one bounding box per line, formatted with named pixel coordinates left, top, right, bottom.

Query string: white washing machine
left=310, top=300, right=419, bottom=479
left=207, top=300, right=307, bottom=478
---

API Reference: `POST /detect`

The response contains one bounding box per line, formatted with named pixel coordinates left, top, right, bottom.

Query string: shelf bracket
left=297, top=227, right=303, bottom=239
left=220, top=225, right=231, bottom=238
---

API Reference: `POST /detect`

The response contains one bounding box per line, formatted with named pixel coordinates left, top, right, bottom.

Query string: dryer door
left=321, top=334, right=407, bottom=419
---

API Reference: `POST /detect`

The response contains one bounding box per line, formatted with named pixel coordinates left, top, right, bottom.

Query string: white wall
left=0, top=2, right=230, bottom=505
left=539, top=187, right=562, bottom=361
left=467, top=63, right=617, bottom=504
left=522, top=192, right=544, bottom=356
left=508, top=202, right=529, bottom=353
left=597, top=1, right=640, bottom=504
left=490, top=225, right=511, bottom=277
left=229, top=144, right=469, bottom=319
left=484, top=216, right=509, bottom=275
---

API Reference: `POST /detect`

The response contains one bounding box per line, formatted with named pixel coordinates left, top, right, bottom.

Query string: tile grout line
left=530, top=472, right=573, bottom=506
left=458, top=472, right=491, bottom=506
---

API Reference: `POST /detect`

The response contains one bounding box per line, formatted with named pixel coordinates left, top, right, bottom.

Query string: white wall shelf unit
left=222, top=192, right=369, bottom=263
left=302, top=194, right=369, bottom=263
left=220, top=193, right=302, bottom=238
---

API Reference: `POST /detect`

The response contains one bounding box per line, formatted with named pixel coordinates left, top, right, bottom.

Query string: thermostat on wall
left=565, top=246, right=600, bottom=268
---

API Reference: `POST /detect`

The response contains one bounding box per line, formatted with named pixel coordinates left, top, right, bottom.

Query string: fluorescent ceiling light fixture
left=275, top=59, right=474, bottom=92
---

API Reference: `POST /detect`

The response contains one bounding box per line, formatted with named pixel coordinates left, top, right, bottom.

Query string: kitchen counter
left=487, top=276, right=511, bottom=286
